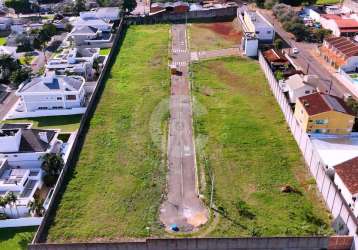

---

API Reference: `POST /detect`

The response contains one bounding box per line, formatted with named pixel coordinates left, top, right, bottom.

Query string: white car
left=292, top=47, right=299, bottom=54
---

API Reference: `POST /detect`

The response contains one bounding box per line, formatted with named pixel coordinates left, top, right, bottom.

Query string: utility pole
left=328, top=78, right=333, bottom=95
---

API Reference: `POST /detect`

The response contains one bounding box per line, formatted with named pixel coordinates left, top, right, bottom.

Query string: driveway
left=160, top=24, right=208, bottom=232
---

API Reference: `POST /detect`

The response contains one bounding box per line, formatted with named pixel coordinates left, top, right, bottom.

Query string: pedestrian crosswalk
left=172, top=61, right=187, bottom=66
left=172, top=49, right=187, bottom=53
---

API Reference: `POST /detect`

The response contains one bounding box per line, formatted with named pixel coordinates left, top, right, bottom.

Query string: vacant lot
left=189, top=21, right=242, bottom=51
left=191, top=57, right=333, bottom=236
left=46, top=25, right=170, bottom=242
left=4, top=115, right=82, bottom=132
left=0, top=227, right=37, bottom=250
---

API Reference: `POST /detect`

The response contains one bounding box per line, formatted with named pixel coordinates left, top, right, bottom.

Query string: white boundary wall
left=258, top=51, right=358, bottom=236
left=0, top=217, right=42, bottom=228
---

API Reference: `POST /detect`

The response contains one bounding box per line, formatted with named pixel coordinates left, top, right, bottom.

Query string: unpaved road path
left=160, top=24, right=208, bottom=232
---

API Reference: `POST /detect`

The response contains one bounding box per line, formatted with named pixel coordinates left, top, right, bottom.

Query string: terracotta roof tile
left=335, top=157, right=358, bottom=195
left=298, top=92, right=354, bottom=116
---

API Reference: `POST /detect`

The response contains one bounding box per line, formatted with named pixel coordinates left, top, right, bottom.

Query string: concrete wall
left=0, top=217, right=42, bottom=228
left=126, top=7, right=237, bottom=24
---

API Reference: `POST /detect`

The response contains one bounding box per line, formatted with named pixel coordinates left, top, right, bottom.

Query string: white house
left=0, top=158, right=44, bottom=218
left=46, top=48, right=100, bottom=80
left=7, top=74, right=86, bottom=119
left=80, top=7, right=120, bottom=22
left=68, top=25, right=113, bottom=47
left=241, top=10, right=274, bottom=43
left=15, top=73, right=86, bottom=113
left=279, top=74, right=318, bottom=103
left=0, top=127, right=61, bottom=167
left=334, top=157, right=358, bottom=217
left=72, top=17, right=112, bottom=32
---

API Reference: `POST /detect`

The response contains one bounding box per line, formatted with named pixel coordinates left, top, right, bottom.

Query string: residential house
left=0, top=127, right=61, bottom=167
left=172, top=2, right=190, bottom=13
left=14, top=73, right=86, bottom=115
left=80, top=7, right=120, bottom=22
left=241, top=10, right=274, bottom=43
left=334, top=157, right=358, bottom=217
left=320, top=14, right=358, bottom=37
left=0, top=158, right=44, bottom=218
left=0, top=46, right=17, bottom=58
left=319, top=36, right=358, bottom=69
left=294, top=92, right=355, bottom=134
left=72, top=17, right=112, bottom=32
left=46, top=48, right=100, bottom=80
left=279, top=74, right=318, bottom=103
left=68, top=25, right=112, bottom=47
left=0, top=17, right=11, bottom=30
left=262, top=49, right=288, bottom=69
left=150, top=2, right=165, bottom=13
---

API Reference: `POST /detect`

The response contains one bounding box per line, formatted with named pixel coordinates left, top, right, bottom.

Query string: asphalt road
left=260, top=10, right=353, bottom=98
left=160, top=24, right=208, bottom=232
left=0, top=92, right=18, bottom=120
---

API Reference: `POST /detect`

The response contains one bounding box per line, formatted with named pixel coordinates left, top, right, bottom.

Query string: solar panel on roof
left=324, top=95, right=346, bottom=113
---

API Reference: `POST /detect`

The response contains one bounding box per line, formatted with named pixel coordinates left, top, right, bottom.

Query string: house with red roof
left=320, top=14, right=358, bottom=37
left=334, top=157, right=358, bottom=217
left=294, top=92, right=355, bottom=134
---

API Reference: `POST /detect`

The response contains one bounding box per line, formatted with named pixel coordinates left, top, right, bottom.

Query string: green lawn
left=0, top=227, right=37, bottom=250
left=46, top=25, right=170, bottom=242
left=191, top=57, right=333, bottom=236
left=316, top=0, right=340, bottom=5
left=19, top=55, right=35, bottom=65
left=99, top=48, right=111, bottom=55
left=0, top=37, right=6, bottom=46
left=4, top=115, right=82, bottom=133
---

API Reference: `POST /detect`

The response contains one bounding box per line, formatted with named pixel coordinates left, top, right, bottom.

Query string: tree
left=255, top=0, right=265, bottom=8
left=5, top=0, right=31, bottom=14
left=0, top=197, right=8, bottom=214
left=274, top=38, right=283, bottom=50
left=92, top=57, right=101, bottom=75
left=0, top=54, right=22, bottom=83
left=41, top=153, right=64, bottom=187
left=74, top=0, right=86, bottom=14
left=5, top=192, right=18, bottom=217
left=9, top=67, right=31, bottom=87
left=28, top=196, right=44, bottom=217
left=123, top=0, right=137, bottom=13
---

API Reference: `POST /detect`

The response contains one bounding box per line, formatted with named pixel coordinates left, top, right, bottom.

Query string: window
left=305, top=90, right=310, bottom=94
left=267, top=31, right=271, bottom=34
left=38, top=107, right=48, bottom=110
left=57, top=97, right=62, bottom=100
left=315, top=119, right=328, bottom=125
left=66, top=95, right=76, bottom=100
left=255, top=31, right=260, bottom=34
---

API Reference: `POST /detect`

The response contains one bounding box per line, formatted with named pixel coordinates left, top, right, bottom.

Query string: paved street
left=160, top=24, right=208, bottom=232
left=191, top=48, right=241, bottom=61
left=260, top=10, right=353, bottom=98
left=0, top=92, right=18, bottom=120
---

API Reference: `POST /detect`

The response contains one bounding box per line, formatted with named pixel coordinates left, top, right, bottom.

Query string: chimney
left=38, top=132, right=48, bottom=143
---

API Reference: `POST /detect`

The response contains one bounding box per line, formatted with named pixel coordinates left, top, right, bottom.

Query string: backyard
left=3, top=115, right=82, bottom=133
left=191, top=57, right=333, bottom=236
left=188, top=21, right=242, bottom=51
left=0, top=227, right=37, bottom=250
left=45, top=24, right=170, bottom=242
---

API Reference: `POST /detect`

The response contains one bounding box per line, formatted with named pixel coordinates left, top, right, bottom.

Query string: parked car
left=292, top=47, right=299, bottom=54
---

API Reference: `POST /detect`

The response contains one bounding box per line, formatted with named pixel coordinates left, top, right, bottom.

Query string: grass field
left=0, top=37, right=6, bottom=46
left=100, top=48, right=111, bottom=55
left=46, top=25, right=170, bottom=242
left=0, top=227, right=37, bottom=250
left=191, top=57, right=333, bottom=236
left=316, top=0, right=340, bottom=4
left=4, top=115, right=82, bottom=133
left=189, top=21, right=242, bottom=51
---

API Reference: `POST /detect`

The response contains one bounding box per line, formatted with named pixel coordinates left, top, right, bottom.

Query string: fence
left=258, top=51, right=358, bottom=237
left=31, top=18, right=126, bottom=244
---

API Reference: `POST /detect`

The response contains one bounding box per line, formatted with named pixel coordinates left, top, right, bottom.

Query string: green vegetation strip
left=0, top=37, right=6, bottom=46
left=316, top=0, right=340, bottom=5
left=4, top=115, right=82, bottom=133
left=192, top=57, right=333, bottom=236
left=0, top=227, right=37, bottom=250
left=99, top=48, right=111, bottom=56
left=46, top=25, right=170, bottom=242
